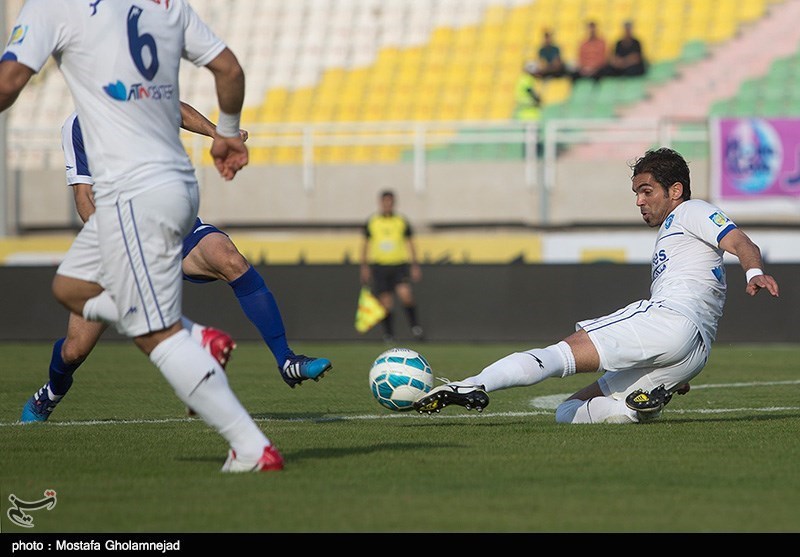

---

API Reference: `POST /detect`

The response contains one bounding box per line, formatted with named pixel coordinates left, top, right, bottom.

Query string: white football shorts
left=576, top=299, right=709, bottom=399
left=57, top=181, right=199, bottom=337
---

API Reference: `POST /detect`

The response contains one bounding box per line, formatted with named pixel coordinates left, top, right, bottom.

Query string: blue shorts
left=182, top=218, right=229, bottom=283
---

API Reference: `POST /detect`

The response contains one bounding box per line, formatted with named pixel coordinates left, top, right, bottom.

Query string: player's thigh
left=57, top=215, right=102, bottom=285
left=181, top=217, right=249, bottom=281
left=95, top=183, right=198, bottom=336
left=54, top=217, right=105, bottom=312
left=182, top=232, right=247, bottom=281
left=580, top=302, right=698, bottom=371
left=599, top=335, right=707, bottom=400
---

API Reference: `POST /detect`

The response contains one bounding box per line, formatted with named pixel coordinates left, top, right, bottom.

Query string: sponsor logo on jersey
left=712, top=265, right=726, bottom=284
left=708, top=212, right=730, bottom=227
left=664, top=214, right=674, bottom=229
left=7, top=25, right=28, bottom=46
left=103, top=80, right=175, bottom=102
left=652, top=249, right=668, bottom=280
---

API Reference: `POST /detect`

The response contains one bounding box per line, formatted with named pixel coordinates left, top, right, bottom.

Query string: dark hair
left=380, top=190, right=395, bottom=199
left=630, top=148, right=691, bottom=200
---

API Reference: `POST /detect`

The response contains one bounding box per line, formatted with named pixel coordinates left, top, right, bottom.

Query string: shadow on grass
left=179, top=441, right=461, bottom=466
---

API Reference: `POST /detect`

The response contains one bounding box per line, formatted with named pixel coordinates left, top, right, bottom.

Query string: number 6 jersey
left=2, top=0, right=225, bottom=203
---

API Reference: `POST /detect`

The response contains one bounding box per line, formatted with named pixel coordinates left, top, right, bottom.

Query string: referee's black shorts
left=371, top=263, right=411, bottom=294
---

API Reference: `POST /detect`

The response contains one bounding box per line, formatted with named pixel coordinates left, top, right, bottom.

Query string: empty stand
left=7, top=0, right=800, bottom=169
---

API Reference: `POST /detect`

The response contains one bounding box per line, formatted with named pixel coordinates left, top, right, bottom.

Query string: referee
left=360, top=190, right=424, bottom=342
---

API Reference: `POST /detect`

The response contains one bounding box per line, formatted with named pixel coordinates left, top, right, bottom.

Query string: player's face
left=632, top=172, right=680, bottom=227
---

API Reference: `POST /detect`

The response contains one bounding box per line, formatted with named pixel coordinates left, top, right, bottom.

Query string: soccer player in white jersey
left=414, top=148, right=780, bottom=423
left=0, top=0, right=284, bottom=471
left=19, top=106, right=332, bottom=424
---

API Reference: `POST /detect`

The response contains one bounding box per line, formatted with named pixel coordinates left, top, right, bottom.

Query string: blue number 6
left=127, top=6, right=159, bottom=80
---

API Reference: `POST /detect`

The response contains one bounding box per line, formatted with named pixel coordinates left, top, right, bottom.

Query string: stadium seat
left=9, top=0, right=800, bottom=169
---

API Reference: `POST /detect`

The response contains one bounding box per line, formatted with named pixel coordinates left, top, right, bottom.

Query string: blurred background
left=1, top=0, right=798, bottom=341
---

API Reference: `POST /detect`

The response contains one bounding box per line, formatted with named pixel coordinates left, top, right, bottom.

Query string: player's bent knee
left=61, top=340, right=91, bottom=365
left=555, top=399, right=584, bottom=424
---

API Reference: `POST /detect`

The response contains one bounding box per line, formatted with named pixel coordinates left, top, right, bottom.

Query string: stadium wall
left=1, top=263, right=795, bottom=343
left=7, top=158, right=722, bottom=231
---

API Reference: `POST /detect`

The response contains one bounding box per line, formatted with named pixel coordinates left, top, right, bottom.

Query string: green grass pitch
left=1, top=341, right=799, bottom=533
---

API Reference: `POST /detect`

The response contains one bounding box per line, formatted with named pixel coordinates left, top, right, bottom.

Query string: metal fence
left=3, top=117, right=710, bottom=234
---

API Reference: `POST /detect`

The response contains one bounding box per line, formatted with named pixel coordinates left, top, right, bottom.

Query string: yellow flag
left=355, top=287, right=387, bottom=333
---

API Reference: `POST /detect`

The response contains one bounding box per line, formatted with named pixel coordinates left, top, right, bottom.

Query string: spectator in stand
left=529, top=29, right=566, bottom=79
left=570, top=20, right=607, bottom=82
left=602, top=20, right=647, bottom=78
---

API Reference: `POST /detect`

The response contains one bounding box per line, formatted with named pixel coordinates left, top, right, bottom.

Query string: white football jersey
left=61, top=111, right=93, bottom=186
left=3, top=0, right=225, bottom=203
left=650, top=199, right=737, bottom=347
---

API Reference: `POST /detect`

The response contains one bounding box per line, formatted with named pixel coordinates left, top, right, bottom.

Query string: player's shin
left=555, top=397, right=636, bottom=424
left=48, top=338, right=79, bottom=396
left=149, top=330, right=269, bottom=461
left=463, top=341, right=576, bottom=391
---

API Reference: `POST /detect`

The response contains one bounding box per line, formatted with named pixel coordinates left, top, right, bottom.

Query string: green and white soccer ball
left=369, top=348, right=434, bottom=412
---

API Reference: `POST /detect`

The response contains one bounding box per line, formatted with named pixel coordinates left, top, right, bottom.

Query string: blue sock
left=48, top=338, right=80, bottom=397
left=229, top=266, right=293, bottom=367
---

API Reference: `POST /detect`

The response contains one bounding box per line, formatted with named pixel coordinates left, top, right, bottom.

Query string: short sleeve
left=1, top=0, right=71, bottom=73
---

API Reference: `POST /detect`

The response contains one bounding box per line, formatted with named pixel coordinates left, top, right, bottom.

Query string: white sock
left=82, top=291, right=119, bottom=324
left=180, top=317, right=203, bottom=342
left=555, top=397, right=637, bottom=424
left=45, top=385, right=63, bottom=402
left=463, top=341, right=576, bottom=392
left=149, top=330, right=269, bottom=461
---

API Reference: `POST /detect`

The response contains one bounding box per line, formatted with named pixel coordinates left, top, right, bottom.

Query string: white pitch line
left=529, top=379, right=800, bottom=410
left=2, top=380, right=798, bottom=428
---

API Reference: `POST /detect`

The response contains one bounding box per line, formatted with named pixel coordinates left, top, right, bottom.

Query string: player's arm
left=179, top=101, right=248, bottom=142
left=72, top=183, right=96, bottom=223
left=719, top=228, right=779, bottom=297
left=179, top=102, right=216, bottom=137
left=204, top=48, right=247, bottom=180
left=0, top=60, right=34, bottom=112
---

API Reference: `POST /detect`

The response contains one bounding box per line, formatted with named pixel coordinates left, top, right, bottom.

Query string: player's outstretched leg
left=414, top=381, right=490, bottom=414
left=280, top=355, right=333, bottom=388
left=227, top=266, right=333, bottom=386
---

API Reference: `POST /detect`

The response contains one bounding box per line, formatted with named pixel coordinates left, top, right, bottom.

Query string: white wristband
left=745, top=268, right=764, bottom=283
left=216, top=111, right=241, bottom=138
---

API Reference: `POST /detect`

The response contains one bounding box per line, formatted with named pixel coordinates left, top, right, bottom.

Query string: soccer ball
left=369, top=348, right=434, bottom=412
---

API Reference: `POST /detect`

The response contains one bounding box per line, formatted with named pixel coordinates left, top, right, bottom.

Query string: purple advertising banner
left=713, top=117, right=800, bottom=199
